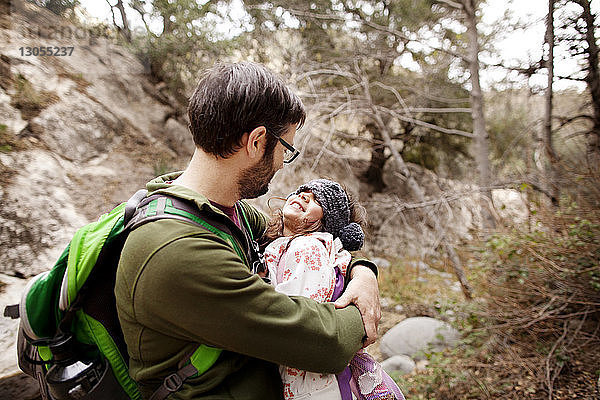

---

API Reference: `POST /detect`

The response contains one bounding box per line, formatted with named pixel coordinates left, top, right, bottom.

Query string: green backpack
left=4, top=189, right=224, bottom=400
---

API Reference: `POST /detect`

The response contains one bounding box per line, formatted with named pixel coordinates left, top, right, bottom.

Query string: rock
left=163, top=118, right=194, bottom=157
left=450, top=281, right=463, bottom=292
left=0, top=274, right=31, bottom=378
left=492, top=189, right=528, bottom=224
left=371, top=257, right=391, bottom=269
left=381, top=355, right=416, bottom=375
left=0, top=372, right=40, bottom=400
left=0, top=87, right=27, bottom=135
left=0, top=150, right=88, bottom=277
left=407, top=260, right=430, bottom=271
left=416, top=359, right=429, bottom=371
left=380, top=297, right=392, bottom=308
left=380, top=317, right=461, bottom=360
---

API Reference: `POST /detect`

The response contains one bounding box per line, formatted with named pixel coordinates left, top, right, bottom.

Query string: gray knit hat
left=294, top=179, right=365, bottom=251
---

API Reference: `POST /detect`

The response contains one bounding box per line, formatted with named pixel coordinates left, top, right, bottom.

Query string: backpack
left=4, top=189, right=230, bottom=400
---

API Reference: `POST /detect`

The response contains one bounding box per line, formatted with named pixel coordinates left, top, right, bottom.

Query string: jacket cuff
left=347, top=256, right=378, bottom=281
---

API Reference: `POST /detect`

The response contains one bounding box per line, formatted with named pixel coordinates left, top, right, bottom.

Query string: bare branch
left=105, top=0, right=118, bottom=28
left=564, top=130, right=590, bottom=140
left=333, top=130, right=384, bottom=144
left=404, top=107, right=472, bottom=113
left=377, top=106, right=476, bottom=137
left=296, top=68, right=358, bottom=83
left=372, top=81, right=413, bottom=117
left=403, top=86, right=471, bottom=104
left=283, top=7, right=468, bottom=62
left=494, top=179, right=556, bottom=200
left=552, top=114, right=594, bottom=132
left=435, top=0, right=465, bottom=10
left=556, top=74, right=587, bottom=82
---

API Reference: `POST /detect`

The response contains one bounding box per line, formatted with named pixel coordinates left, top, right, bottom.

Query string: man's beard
left=237, top=150, right=277, bottom=199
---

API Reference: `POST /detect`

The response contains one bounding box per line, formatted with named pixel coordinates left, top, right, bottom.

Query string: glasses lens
left=283, top=149, right=293, bottom=162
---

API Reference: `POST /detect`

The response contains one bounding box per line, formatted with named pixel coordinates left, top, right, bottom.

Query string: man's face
left=237, top=125, right=297, bottom=199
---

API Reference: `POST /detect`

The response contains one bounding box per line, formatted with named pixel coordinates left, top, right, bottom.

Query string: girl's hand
left=333, top=265, right=381, bottom=347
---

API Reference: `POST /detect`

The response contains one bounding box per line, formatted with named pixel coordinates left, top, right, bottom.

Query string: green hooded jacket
left=115, top=173, right=369, bottom=399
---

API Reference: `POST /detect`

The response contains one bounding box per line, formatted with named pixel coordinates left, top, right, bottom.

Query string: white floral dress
left=264, top=232, right=352, bottom=400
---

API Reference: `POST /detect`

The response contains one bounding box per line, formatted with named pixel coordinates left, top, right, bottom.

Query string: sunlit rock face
left=0, top=1, right=194, bottom=379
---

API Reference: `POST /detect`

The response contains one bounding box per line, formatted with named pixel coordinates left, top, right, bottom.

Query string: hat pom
left=339, top=222, right=364, bottom=251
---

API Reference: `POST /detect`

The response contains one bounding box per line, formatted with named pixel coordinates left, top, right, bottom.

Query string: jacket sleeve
left=130, top=231, right=365, bottom=374
left=347, top=255, right=378, bottom=281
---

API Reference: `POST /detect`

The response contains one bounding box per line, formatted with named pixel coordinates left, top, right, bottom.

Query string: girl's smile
left=282, top=191, right=323, bottom=234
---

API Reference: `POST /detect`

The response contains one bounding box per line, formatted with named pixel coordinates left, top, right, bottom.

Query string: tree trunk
left=363, top=123, right=387, bottom=192
left=115, top=0, right=131, bottom=41
left=463, top=0, right=495, bottom=229
left=162, top=12, right=174, bottom=35
left=543, top=0, right=559, bottom=206
left=576, top=0, right=600, bottom=171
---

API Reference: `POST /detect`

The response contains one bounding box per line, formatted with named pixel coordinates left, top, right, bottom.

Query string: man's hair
left=188, top=62, right=306, bottom=158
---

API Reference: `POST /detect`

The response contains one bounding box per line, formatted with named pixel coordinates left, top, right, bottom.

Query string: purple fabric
left=333, top=269, right=405, bottom=399
left=337, top=366, right=353, bottom=400
left=332, top=267, right=353, bottom=399
left=348, top=351, right=405, bottom=400
left=331, top=267, right=345, bottom=302
left=382, top=372, right=405, bottom=400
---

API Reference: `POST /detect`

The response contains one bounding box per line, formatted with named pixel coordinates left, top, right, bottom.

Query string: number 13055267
left=19, top=46, right=74, bottom=56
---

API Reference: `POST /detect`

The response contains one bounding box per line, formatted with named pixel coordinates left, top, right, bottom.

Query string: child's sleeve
left=275, top=236, right=338, bottom=303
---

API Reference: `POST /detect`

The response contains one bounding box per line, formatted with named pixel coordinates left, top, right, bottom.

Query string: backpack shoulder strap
left=124, top=192, right=224, bottom=400
left=149, top=345, right=221, bottom=400
left=125, top=193, right=229, bottom=234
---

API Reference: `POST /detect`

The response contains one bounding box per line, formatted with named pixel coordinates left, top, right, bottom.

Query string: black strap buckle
left=163, top=373, right=183, bottom=392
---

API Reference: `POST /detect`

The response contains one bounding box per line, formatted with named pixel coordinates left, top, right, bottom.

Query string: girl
left=262, top=179, right=405, bottom=400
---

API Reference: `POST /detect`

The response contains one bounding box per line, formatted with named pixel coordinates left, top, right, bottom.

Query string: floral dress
left=264, top=232, right=351, bottom=400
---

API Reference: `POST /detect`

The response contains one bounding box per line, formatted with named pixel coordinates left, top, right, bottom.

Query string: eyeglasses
left=267, top=130, right=300, bottom=163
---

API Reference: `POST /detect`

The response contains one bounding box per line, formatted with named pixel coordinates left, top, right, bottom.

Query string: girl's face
left=282, top=191, right=323, bottom=233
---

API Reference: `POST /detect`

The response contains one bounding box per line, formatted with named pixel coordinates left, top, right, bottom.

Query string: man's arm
left=334, top=260, right=381, bottom=347
left=131, top=230, right=365, bottom=374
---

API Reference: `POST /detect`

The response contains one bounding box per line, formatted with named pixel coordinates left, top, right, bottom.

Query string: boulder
left=0, top=274, right=31, bottom=378
left=381, top=355, right=416, bottom=375
left=380, top=317, right=461, bottom=360
left=371, top=257, right=391, bottom=269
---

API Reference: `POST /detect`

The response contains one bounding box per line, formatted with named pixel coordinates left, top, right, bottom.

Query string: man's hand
left=333, top=265, right=381, bottom=347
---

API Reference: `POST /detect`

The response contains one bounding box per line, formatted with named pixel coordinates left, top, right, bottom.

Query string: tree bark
left=575, top=0, right=600, bottom=170
left=363, top=123, right=387, bottom=192
left=543, top=0, right=559, bottom=206
left=115, top=0, right=132, bottom=41
left=105, top=0, right=132, bottom=41
left=463, top=0, right=495, bottom=229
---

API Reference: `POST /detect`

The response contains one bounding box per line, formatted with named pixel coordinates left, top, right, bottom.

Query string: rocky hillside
left=0, top=0, right=195, bottom=383
left=1, top=1, right=195, bottom=278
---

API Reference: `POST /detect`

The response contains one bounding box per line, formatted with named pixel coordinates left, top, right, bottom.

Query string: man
left=115, top=62, right=381, bottom=399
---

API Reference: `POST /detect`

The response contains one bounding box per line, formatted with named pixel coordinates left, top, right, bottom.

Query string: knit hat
left=294, top=179, right=365, bottom=251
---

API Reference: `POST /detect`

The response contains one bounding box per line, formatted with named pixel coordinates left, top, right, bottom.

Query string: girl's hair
left=259, top=187, right=367, bottom=250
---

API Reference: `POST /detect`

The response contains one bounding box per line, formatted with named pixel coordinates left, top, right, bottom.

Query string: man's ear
left=246, top=126, right=267, bottom=160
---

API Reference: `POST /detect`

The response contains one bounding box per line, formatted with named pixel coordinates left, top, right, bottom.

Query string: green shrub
left=472, top=208, right=600, bottom=397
